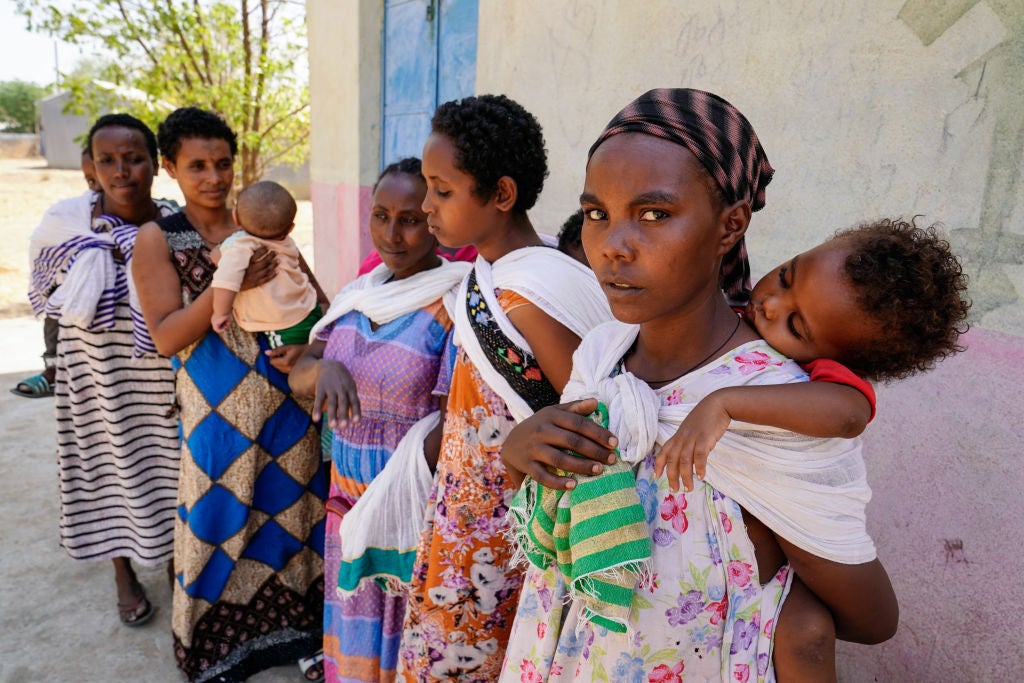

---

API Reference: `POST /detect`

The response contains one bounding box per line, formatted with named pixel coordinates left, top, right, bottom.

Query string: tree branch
left=258, top=101, right=310, bottom=142
left=116, top=0, right=188, bottom=88
left=191, top=0, right=212, bottom=78
left=259, top=132, right=306, bottom=168
left=164, top=0, right=209, bottom=86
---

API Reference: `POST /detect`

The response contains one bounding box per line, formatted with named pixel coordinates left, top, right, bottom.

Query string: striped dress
left=319, top=303, right=453, bottom=683
left=50, top=205, right=180, bottom=565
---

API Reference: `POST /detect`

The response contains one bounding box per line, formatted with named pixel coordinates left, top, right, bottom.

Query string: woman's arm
left=288, top=339, right=360, bottom=429
left=298, top=251, right=330, bottom=310
left=211, top=287, right=237, bottom=333
left=423, top=396, right=448, bottom=473
left=500, top=398, right=619, bottom=490
left=134, top=223, right=216, bottom=356
left=289, top=339, right=326, bottom=397
left=134, top=223, right=278, bottom=356
left=505, top=302, right=582, bottom=394
left=657, top=382, right=872, bottom=491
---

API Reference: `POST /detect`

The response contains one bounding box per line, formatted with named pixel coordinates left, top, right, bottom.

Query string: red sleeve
left=357, top=250, right=383, bottom=276
left=801, top=358, right=877, bottom=422
left=440, top=245, right=478, bottom=263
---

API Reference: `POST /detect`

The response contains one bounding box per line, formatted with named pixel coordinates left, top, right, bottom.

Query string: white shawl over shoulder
left=563, top=320, right=877, bottom=564
left=454, top=246, right=612, bottom=423
left=309, top=259, right=472, bottom=341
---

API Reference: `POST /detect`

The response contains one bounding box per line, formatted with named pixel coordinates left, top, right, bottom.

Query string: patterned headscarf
left=588, top=88, right=774, bottom=303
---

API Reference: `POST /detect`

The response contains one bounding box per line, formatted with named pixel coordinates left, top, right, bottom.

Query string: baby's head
left=233, top=180, right=297, bottom=240
left=557, top=209, right=588, bottom=266
left=747, top=218, right=970, bottom=382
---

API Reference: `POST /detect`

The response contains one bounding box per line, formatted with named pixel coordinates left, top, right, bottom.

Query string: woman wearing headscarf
left=498, top=89, right=896, bottom=681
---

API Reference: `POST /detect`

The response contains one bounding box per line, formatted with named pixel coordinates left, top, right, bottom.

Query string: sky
left=0, top=0, right=82, bottom=86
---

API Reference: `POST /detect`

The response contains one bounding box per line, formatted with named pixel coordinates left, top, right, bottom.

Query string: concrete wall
left=308, top=0, right=383, bottom=297
left=309, top=0, right=1023, bottom=677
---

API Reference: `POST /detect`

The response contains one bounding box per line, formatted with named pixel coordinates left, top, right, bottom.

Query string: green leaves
left=15, top=0, right=309, bottom=186
left=0, top=80, right=47, bottom=133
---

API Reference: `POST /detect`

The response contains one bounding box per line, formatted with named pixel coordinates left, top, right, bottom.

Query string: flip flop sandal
left=10, top=373, right=54, bottom=398
left=297, top=650, right=324, bottom=683
left=118, top=586, right=155, bottom=627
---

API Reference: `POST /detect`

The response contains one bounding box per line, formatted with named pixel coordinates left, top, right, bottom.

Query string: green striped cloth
left=509, top=403, right=651, bottom=633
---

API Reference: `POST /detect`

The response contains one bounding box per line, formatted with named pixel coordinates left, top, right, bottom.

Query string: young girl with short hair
left=396, top=95, right=612, bottom=681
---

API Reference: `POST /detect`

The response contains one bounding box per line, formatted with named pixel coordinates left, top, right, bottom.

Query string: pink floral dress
left=500, top=341, right=808, bottom=682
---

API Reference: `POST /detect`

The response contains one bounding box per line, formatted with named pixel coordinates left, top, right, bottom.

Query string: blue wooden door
left=382, top=0, right=478, bottom=166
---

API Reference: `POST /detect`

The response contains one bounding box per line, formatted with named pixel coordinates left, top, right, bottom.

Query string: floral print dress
left=398, top=291, right=536, bottom=682
left=501, top=341, right=809, bottom=683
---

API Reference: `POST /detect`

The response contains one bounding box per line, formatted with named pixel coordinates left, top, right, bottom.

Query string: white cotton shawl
left=308, top=259, right=472, bottom=342
left=337, top=411, right=439, bottom=594
left=453, top=246, right=613, bottom=423
left=45, top=245, right=116, bottom=328
left=563, top=320, right=877, bottom=564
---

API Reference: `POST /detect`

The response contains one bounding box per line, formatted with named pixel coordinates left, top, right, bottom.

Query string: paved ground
left=0, top=327, right=304, bottom=683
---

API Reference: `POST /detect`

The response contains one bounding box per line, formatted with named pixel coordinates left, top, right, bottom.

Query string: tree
left=0, top=80, right=47, bottom=133
left=16, top=0, right=309, bottom=187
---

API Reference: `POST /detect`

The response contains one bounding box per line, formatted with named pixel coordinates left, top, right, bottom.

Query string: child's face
left=421, top=132, right=497, bottom=249
left=90, top=126, right=157, bottom=209
left=370, top=172, right=438, bottom=279
left=80, top=153, right=101, bottom=192
left=746, top=239, right=882, bottom=364
left=582, top=133, right=731, bottom=326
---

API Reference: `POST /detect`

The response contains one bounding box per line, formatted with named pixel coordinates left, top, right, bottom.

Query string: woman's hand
left=313, top=359, right=361, bottom=430
left=240, top=246, right=277, bottom=291
left=500, top=398, right=618, bottom=490
left=265, top=343, right=306, bottom=373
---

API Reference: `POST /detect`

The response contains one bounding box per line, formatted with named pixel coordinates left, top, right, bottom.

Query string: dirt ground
left=0, top=158, right=314, bottom=682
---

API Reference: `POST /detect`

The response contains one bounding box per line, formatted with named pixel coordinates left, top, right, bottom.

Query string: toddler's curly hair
left=430, top=94, right=548, bottom=212
left=836, top=218, right=970, bottom=382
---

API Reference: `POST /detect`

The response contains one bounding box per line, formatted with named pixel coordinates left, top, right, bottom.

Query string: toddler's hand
left=655, top=394, right=732, bottom=492
left=211, top=313, right=231, bottom=334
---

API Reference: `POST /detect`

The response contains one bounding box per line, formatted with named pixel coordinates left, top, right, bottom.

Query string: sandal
left=10, top=373, right=54, bottom=398
left=297, top=650, right=324, bottom=682
left=118, top=584, right=155, bottom=627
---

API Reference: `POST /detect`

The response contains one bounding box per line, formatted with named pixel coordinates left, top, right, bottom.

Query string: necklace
left=631, top=314, right=742, bottom=386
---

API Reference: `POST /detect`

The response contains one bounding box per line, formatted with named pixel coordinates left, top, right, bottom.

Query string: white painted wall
left=477, top=0, right=1022, bottom=336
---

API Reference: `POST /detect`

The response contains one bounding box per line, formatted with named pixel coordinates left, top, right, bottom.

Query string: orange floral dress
left=398, top=291, right=535, bottom=682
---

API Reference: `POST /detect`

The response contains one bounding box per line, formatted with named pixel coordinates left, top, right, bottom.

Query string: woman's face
left=581, top=133, right=731, bottom=326
left=90, top=126, right=156, bottom=211
left=370, top=172, right=439, bottom=280
left=420, top=132, right=495, bottom=249
left=163, top=137, right=234, bottom=210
